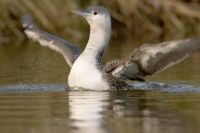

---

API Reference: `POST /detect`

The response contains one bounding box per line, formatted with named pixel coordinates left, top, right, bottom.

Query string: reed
left=0, top=0, right=200, bottom=43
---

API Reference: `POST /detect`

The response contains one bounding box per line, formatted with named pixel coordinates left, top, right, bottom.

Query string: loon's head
left=72, top=6, right=111, bottom=30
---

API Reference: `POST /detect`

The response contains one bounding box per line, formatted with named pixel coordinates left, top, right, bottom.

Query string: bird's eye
left=93, top=11, right=97, bottom=15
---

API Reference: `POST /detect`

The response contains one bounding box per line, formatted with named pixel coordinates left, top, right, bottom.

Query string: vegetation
left=1, top=0, right=200, bottom=44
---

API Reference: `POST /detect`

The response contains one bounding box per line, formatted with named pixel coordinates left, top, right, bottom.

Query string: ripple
left=0, top=84, right=66, bottom=92
left=133, top=82, right=200, bottom=93
left=0, top=82, right=199, bottom=93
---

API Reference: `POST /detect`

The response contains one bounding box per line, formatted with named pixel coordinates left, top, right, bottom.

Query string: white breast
left=68, top=55, right=109, bottom=90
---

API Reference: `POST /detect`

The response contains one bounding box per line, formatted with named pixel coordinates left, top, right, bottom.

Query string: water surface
left=0, top=89, right=200, bottom=133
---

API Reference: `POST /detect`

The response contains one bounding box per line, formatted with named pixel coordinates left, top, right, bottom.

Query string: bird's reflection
left=107, top=91, right=185, bottom=133
left=68, top=90, right=186, bottom=133
left=68, top=91, right=109, bottom=133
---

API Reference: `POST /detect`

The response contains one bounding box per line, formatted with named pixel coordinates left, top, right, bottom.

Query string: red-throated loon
left=22, top=6, right=200, bottom=90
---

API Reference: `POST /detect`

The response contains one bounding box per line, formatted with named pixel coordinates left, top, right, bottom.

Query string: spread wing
left=21, top=15, right=81, bottom=67
left=105, top=39, right=200, bottom=81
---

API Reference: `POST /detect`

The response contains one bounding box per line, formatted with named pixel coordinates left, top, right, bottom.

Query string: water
left=0, top=39, right=200, bottom=133
left=0, top=90, right=200, bottom=133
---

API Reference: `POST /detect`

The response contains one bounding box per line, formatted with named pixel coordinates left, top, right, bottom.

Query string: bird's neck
left=82, top=23, right=111, bottom=64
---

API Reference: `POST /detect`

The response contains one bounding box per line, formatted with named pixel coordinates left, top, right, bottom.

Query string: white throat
left=83, top=20, right=111, bottom=63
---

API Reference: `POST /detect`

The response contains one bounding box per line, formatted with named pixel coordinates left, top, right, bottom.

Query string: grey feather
left=103, top=60, right=121, bottom=73
left=21, top=15, right=81, bottom=67
left=110, top=38, right=200, bottom=81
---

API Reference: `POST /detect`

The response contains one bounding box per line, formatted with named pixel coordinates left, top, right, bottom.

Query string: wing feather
left=21, top=15, right=81, bottom=67
left=109, top=39, right=200, bottom=81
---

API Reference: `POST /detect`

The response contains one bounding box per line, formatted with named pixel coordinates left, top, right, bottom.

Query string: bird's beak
left=71, top=9, right=89, bottom=17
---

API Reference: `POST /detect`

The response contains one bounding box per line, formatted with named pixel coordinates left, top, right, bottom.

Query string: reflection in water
left=107, top=91, right=185, bottom=133
left=67, top=90, right=188, bottom=133
left=0, top=85, right=199, bottom=133
left=68, top=91, right=109, bottom=133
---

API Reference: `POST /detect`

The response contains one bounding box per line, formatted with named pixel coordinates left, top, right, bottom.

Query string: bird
left=21, top=6, right=200, bottom=90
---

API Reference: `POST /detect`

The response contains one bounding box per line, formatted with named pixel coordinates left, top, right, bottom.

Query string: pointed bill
left=71, top=9, right=89, bottom=17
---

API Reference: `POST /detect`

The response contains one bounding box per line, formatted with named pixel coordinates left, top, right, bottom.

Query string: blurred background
left=0, top=0, right=200, bottom=85
left=1, top=0, right=200, bottom=44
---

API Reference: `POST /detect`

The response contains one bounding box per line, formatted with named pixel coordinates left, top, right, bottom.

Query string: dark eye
left=93, top=11, right=97, bottom=15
